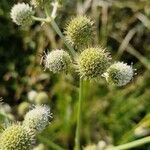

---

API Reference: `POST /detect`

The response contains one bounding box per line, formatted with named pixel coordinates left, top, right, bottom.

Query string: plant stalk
left=108, top=136, right=150, bottom=150
left=74, top=78, right=84, bottom=150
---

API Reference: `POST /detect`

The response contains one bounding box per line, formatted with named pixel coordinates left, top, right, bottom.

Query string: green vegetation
left=0, top=0, right=150, bottom=149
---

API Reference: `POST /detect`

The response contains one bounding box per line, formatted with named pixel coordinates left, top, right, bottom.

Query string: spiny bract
left=78, top=47, right=111, bottom=79
left=44, top=49, right=72, bottom=73
left=0, top=124, right=33, bottom=150
left=10, top=3, right=34, bottom=26
left=23, top=105, right=51, bottom=133
left=65, top=16, right=94, bottom=51
left=105, top=62, right=134, bottom=86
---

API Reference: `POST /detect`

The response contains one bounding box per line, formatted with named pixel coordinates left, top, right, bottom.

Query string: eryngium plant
left=10, top=3, right=34, bottom=26
left=65, top=16, right=94, bottom=51
left=0, top=124, right=34, bottom=150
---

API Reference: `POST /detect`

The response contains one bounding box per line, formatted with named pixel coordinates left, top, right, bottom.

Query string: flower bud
left=65, top=16, right=94, bottom=51
left=105, top=62, right=134, bottom=86
left=44, top=49, right=72, bottom=73
left=78, top=47, right=111, bottom=79
left=23, top=105, right=51, bottom=134
left=10, top=3, right=34, bottom=26
left=35, top=92, right=49, bottom=105
left=18, top=102, right=30, bottom=116
left=0, top=124, right=34, bottom=150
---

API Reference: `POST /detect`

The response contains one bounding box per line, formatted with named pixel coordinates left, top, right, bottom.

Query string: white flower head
left=23, top=105, right=51, bottom=133
left=10, top=3, right=34, bottom=26
left=43, top=49, right=72, bottom=73
left=105, top=62, right=134, bottom=86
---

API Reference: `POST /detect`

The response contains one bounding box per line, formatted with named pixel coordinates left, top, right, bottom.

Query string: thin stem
left=108, top=136, right=150, bottom=150
left=50, top=19, right=76, bottom=57
left=32, top=16, right=50, bottom=23
left=74, top=78, right=84, bottom=150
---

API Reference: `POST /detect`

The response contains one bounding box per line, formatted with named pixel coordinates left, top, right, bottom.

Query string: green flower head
left=78, top=47, right=111, bottom=80
left=65, top=16, right=94, bottom=51
left=0, top=124, right=34, bottom=150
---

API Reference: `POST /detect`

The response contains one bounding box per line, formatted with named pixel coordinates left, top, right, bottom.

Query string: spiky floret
left=65, top=16, right=94, bottom=51
left=105, top=62, right=134, bottom=86
left=0, top=124, right=34, bottom=150
left=44, top=49, right=72, bottom=73
left=10, top=3, right=34, bottom=26
left=23, top=105, right=51, bottom=134
left=78, top=47, right=111, bottom=79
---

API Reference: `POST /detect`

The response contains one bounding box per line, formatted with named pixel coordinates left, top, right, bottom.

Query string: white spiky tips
left=23, top=105, right=51, bottom=134
left=65, top=16, right=94, bottom=51
left=78, top=47, right=111, bottom=80
left=10, top=3, right=34, bottom=26
left=44, top=49, right=72, bottom=73
left=104, top=62, right=134, bottom=86
left=0, top=124, right=34, bottom=150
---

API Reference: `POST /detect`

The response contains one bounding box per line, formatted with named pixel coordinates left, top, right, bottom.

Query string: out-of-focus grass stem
left=74, top=78, right=84, bottom=150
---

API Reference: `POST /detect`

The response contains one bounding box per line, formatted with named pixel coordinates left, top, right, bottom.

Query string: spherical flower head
left=35, top=92, right=49, bottom=105
left=23, top=105, right=51, bottom=134
left=105, top=62, right=134, bottom=86
left=78, top=47, right=111, bottom=80
left=44, top=49, right=72, bottom=74
left=65, top=16, right=94, bottom=51
left=0, top=124, right=34, bottom=150
left=10, top=3, right=34, bottom=26
left=18, top=102, right=30, bottom=116
left=28, top=90, right=38, bottom=102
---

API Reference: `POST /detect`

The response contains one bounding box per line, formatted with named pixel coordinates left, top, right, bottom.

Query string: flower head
left=44, top=49, right=72, bottom=74
left=23, top=105, right=51, bottom=133
left=78, top=47, right=111, bottom=79
left=10, top=3, right=34, bottom=26
left=105, top=62, right=134, bottom=86
left=18, top=102, right=30, bottom=116
left=0, top=124, right=34, bottom=150
left=35, top=92, right=49, bottom=105
left=65, top=16, right=94, bottom=51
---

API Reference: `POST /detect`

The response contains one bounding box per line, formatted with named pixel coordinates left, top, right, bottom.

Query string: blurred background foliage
left=0, top=0, right=150, bottom=149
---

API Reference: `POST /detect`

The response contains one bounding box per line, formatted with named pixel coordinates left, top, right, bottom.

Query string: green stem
left=38, top=135, right=65, bottom=150
left=74, top=78, right=84, bottom=150
left=32, top=16, right=49, bottom=22
left=109, top=136, right=150, bottom=150
left=45, top=2, right=76, bottom=57
left=50, top=19, right=76, bottom=57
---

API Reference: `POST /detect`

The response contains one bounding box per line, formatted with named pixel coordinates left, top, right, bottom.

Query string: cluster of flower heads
left=10, top=2, right=134, bottom=87
left=42, top=16, right=134, bottom=86
left=0, top=105, right=51, bottom=150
